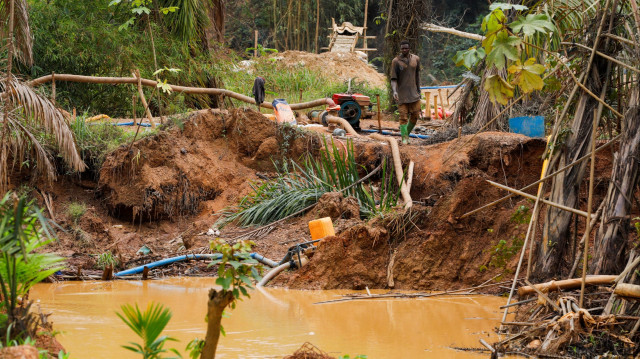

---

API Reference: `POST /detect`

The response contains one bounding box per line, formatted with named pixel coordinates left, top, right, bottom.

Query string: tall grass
left=217, top=138, right=401, bottom=228
left=70, top=116, right=156, bottom=175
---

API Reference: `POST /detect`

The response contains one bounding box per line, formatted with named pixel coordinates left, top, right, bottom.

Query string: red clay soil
left=19, top=108, right=614, bottom=291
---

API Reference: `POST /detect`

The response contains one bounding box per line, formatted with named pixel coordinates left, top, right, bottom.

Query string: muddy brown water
left=32, top=278, right=508, bottom=358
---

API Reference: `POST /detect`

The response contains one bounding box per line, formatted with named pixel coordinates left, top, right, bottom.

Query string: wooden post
left=134, top=70, right=156, bottom=129
left=254, top=30, right=258, bottom=57
left=446, top=89, right=450, bottom=107
left=315, top=0, right=320, bottom=53
left=433, top=95, right=439, bottom=120
left=580, top=108, right=599, bottom=308
left=424, top=91, right=430, bottom=119
left=363, top=0, right=369, bottom=50
left=376, top=94, right=382, bottom=133
left=142, top=266, right=150, bottom=280
left=132, top=95, right=137, bottom=126
left=51, top=72, right=56, bottom=106
left=437, top=89, right=443, bottom=110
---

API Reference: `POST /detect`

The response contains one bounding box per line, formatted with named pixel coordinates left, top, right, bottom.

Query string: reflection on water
left=31, top=278, right=504, bottom=358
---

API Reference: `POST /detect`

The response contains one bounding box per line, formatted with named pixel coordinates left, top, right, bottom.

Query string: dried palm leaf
left=5, top=109, right=56, bottom=181
left=0, top=0, right=33, bottom=66
left=1, top=76, right=86, bottom=172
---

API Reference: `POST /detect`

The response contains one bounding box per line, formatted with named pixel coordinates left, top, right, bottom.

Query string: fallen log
left=614, top=283, right=640, bottom=299
left=518, top=275, right=617, bottom=297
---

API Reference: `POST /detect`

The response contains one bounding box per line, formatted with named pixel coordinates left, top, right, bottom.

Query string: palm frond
left=1, top=76, right=86, bottom=172
left=164, top=0, right=209, bottom=44
left=0, top=0, right=33, bottom=66
left=5, top=110, right=56, bottom=181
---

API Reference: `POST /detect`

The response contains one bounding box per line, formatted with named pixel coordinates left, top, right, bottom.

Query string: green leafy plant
left=0, top=193, right=65, bottom=344
left=96, top=252, right=119, bottom=270
left=244, top=44, right=278, bottom=57
left=339, top=355, right=368, bottom=359
left=209, top=239, right=262, bottom=306
left=199, top=239, right=262, bottom=358
left=116, top=302, right=180, bottom=359
left=185, top=338, right=204, bottom=359
left=216, top=139, right=401, bottom=228
left=453, top=3, right=556, bottom=104
left=66, top=202, right=87, bottom=225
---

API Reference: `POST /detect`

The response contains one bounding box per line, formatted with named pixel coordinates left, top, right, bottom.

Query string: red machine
left=331, top=93, right=373, bottom=130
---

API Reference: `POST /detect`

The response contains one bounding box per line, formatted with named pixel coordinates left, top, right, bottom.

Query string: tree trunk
left=535, top=63, right=609, bottom=279
left=200, top=289, right=234, bottom=359
left=593, top=81, right=640, bottom=274
left=471, top=67, right=505, bottom=130
left=314, top=0, right=320, bottom=53
left=203, top=0, right=225, bottom=49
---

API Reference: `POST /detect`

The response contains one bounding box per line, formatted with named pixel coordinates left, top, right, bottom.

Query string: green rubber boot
left=400, top=124, right=409, bottom=145
left=407, top=121, right=417, bottom=135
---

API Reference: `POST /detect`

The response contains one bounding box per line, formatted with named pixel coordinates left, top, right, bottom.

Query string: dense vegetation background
left=20, top=0, right=487, bottom=116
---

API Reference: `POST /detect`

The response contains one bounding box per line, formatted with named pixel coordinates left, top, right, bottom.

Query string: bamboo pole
left=51, top=72, right=56, bottom=105
left=561, top=42, right=640, bottom=74
left=486, top=180, right=591, bottom=218
left=27, top=73, right=339, bottom=110
left=422, top=23, right=485, bottom=41
left=132, top=94, right=137, bottom=126
left=134, top=70, right=156, bottom=129
left=254, top=30, right=258, bottom=57
left=433, top=94, right=439, bottom=120
left=314, top=0, right=320, bottom=53
left=459, top=134, right=621, bottom=219
left=518, top=275, right=617, bottom=296
left=424, top=91, right=430, bottom=118
left=363, top=0, right=369, bottom=50
left=580, top=106, right=603, bottom=307
left=376, top=94, right=382, bottom=133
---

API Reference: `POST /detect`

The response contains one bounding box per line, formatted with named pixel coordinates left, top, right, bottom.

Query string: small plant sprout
left=66, top=202, right=87, bottom=224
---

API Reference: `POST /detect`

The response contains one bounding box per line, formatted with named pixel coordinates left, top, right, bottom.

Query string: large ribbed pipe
left=28, top=74, right=337, bottom=110
left=257, top=255, right=309, bottom=287
left=369, top=133, right=412, bottom=209
left=326, top=115, right=360, bottom=136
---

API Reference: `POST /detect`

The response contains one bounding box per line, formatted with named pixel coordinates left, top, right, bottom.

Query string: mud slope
left=99, top=109, right=320, bottom=222
left=273, top=134, right=551, bottom=290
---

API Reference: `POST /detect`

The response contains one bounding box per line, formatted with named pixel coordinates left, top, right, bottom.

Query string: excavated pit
left=63, top=108, right=579, bottom=291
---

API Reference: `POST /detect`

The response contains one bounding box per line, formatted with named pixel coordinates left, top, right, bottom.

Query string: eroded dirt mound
left=99, top=109, right=320, bottom=222
left=272, top=51, right=386, bottom=89
left=274, top=133, right=551, bottom=290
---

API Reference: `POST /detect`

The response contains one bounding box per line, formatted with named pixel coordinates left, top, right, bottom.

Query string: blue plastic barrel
left=508, top=116, right=545, bottom=138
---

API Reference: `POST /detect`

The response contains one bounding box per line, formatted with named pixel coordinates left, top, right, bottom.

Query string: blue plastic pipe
left=420, top=85, right=464, bottom=89
left=114, top=252, right=277, bottom=277
left=360, top=129, right=430, bottom=139
left=116, top=122, right=152, bottom=127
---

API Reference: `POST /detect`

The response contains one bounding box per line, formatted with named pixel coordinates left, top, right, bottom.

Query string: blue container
left=508, top=116, right=545, bottom=138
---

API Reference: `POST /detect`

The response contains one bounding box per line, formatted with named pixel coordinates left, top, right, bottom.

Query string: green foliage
left=453, top=46, right=485, bottom=69
left=244, top=45, right=278, bottom=57
left=216, top=139, right=401, bottom=228
left=510, top=205, right=531, bottom=225
left=0, top=193, right=65, bottom=344
left=209, top=240, right=262, bottom=307
left=66, top=202, right=87, bottom=225
left=454, top=5, right=556, bottom=104
left=185, top=338, right=204, bottom=359
left=116, top=302, right=180, bottom=359
left=96, top=252, right=119, bottom=270
left=488, top=237, right=524, bottom=270
left=339, top=355, right=367, bottom=359
left=69, top=115, right=155, bottom=175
